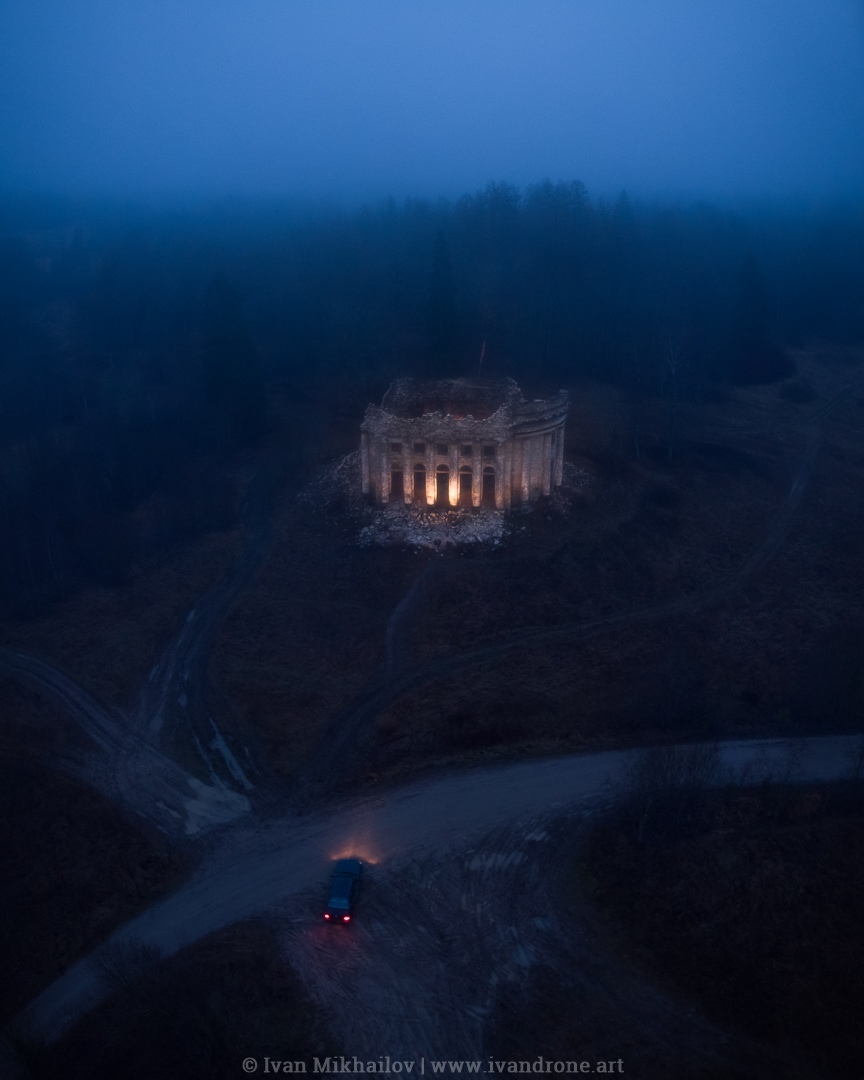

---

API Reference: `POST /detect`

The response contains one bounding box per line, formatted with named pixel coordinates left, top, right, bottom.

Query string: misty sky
left=1, top=0, right=863, bottom=203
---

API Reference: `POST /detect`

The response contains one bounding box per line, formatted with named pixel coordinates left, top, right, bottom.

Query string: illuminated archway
left=435, top=464, right=450, bottom=506
left=390, top=469, right=404, bottom=502
left=458, top=465, right=472, bottom=507
left=359, top=378, right=569, bottom=510
left=413, top=464, right=426, bottom=505
left=482, top=466, right=496, bottom=508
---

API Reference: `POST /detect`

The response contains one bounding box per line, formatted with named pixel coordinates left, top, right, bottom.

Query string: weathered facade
left=360, top=377, right=568, bottom=510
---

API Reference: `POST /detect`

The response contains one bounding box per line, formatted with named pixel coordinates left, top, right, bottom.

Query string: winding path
left=1, top=380, right=860, bottom=1070
left=133, top=460, right=279, bottom=784
left=11, top=734, right=860, bottom=1052
left=0, top=461, right=283, bottom=837
left=0, top=645, right=251, bottom=836
left=303, top=383, right=846, bottom=789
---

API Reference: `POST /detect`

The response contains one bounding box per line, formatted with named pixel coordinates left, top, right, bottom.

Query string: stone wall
left=360, top=379, right=568, bottom=510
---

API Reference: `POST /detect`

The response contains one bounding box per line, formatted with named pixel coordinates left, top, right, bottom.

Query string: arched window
left=482, top=465, right=496, bottom=507
left=413, top=463, right=426, bottom=504
left=390, top=469, right=404, bottom=501
left=458, top=465, right=472, bottom=507
left=435, top=464, right=450, bottom=506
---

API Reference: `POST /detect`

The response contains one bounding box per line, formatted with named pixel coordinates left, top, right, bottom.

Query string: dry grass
left=579, top=780, right=864, bottom=1079
left=485, top=963, right=755, bottom=1080
left=16, top=921, right=339, bottom=1079
left=0, top=381, right=314, bottom=716
left=0, top=762, right=189, bottom=1024
left=0, top=675, right=91, bottom=757
left=209, top=486, right=431, bottom=779
left=0, top=527, right=242, bottom=710
left=4, top=350, right=861, bottom=786
left=366, top=351, right=864, bottom=776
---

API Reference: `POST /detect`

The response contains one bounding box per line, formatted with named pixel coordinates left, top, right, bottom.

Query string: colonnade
left=361, top=426, right=565, bottom=510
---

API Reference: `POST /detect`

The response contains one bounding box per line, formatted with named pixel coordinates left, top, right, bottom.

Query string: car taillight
left=343, top=916, right=350, bottom=922
left=324, top=913, right=330, bottom=919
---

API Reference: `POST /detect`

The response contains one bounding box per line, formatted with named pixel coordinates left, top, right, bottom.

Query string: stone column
left=554, top=423, right=565, bottom=486
left=542, top=432, right=553, bottom=496
left=533, top=435, right=544, bottom=496
left=472, top=445, right=482, bottom=507
left=360, top=431, right=370, bottom=495
left=402, top=443, right=412, bottom=504
left=426, top=442, right=436, bottom=505
left=495, top=444, right=505, bottom=509
left=521, top=436, right=531, bottom=502
left=369, top=437, right=378, bottom=501
left=380, top=443, right=390, bottom=504
left=503, top=440, right=513, bottom=508
left=449, top=444, right=459, bottom=507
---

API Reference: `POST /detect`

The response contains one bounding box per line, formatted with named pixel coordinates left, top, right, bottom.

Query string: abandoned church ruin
left=360, top=377, right=569, bottom=510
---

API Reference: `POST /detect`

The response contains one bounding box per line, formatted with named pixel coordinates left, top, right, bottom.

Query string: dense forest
left=0, top=184, right=862, bottom=619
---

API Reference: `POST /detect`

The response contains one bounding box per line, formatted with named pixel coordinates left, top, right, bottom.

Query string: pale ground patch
left=301, top=452, right=593, bottom=551
left=358, top=505, right=509, bottom=550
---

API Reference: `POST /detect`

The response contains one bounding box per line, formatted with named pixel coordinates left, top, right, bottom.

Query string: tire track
left=302, top=383, right=854, bottom=792
left=385, top=557, right=442, bottom=677
left=133, top=461, right=279, bottom=787
left=0, top=644, right=251, bottom=836
left=9, top=733, right=859, bottom=1052
left=0, top=461, right=292, bottom=834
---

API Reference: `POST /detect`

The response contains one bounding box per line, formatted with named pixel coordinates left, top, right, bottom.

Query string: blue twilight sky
left=1, top=0, right=863, bottom=203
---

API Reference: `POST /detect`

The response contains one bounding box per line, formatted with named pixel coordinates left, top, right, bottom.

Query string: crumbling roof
left=381, top=377, right=522, bottom=421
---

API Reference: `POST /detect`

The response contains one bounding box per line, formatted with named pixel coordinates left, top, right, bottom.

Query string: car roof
left=329, top=876, right=353, bottom=898
left=332, top=858, right=362, bottom=876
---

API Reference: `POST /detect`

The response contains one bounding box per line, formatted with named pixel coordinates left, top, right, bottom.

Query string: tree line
left=0, top=185, right=861, bottom=616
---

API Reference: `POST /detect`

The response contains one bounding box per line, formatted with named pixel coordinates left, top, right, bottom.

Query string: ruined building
left=360, top=377, right=568, bottom=510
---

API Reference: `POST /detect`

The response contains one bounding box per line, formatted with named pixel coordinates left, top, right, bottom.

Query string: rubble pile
left=357, top=504, right=508, bottom=550
left=297, top=451, right=362, bottom=509
left=299, top=452, right=591, bottom=550
left=563, top=461, right=592, bottom=489
left=547, top=461, right=592, bottom=513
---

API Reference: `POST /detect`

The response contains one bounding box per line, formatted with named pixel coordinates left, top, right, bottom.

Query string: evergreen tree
left=425, top=230, right=459, bottom=370
left=202, top=273, right=265, bottom=446
left=738, top=254, right=770, bottom=348
left=732, top=255, right=793, bottom=383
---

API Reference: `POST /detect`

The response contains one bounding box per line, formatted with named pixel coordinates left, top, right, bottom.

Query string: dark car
left=323, top=858, right=363, bottom=923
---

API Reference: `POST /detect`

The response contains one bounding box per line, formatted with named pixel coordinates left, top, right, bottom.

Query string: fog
left=2, top=0, right=863, bottom=202
left=4, top=5, right=864, bottom=1075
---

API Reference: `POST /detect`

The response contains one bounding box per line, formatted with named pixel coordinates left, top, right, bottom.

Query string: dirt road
left=3, top=384, right=861, bottom=1071
left=0, top=462, right=285, bottom=838
left=13, top=733, right=858, bottom=1055
left=303, top=382, right=848, bottom=789
left=0, top=646, right=250, bottom=836
left=133, top=460, right=280, bottom=788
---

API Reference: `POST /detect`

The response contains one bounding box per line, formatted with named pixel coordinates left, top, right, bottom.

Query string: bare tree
left=662, top=328, right=686, bottom=461
left=622, top=742, right=723, bottom=842
left=844, top=736, right=864, bottom=783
